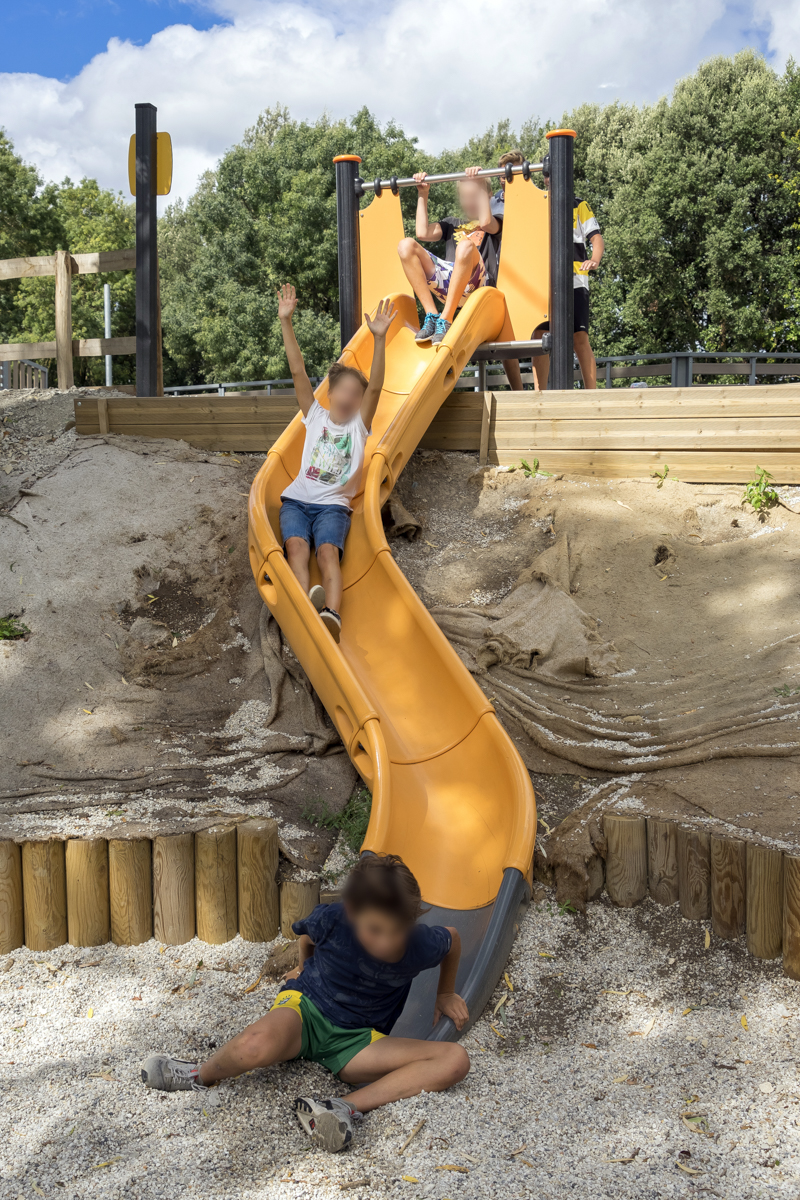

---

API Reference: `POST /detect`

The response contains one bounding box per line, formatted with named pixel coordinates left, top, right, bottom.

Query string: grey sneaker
left=431, top=316, right=452, bottom=345
left=140, top=1054, right=207, bottom=1092
left=415, top=313, right=438, bottom=343
left=294, top=1096, right=356, bottom=1152
left=320, top=607, right=342, bottom=644
left=308, top=584, right=326, bottom=612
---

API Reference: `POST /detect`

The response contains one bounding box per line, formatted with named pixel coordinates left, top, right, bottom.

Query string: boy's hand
left=277, top=283, right=297, bottom=320
left=282, top=965, right=302, bottom=982
left=464, top=165, right=483, bottom=178
left=413, top=171, right=430, bottom=198
left=434, top=992, right=469, bottom=1030
left=364, top=298, right=397, bottom=339
left=581, top=259, right=599, bottom=272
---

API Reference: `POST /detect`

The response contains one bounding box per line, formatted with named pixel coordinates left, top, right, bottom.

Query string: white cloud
left=0, top=0, right=789, bottom=203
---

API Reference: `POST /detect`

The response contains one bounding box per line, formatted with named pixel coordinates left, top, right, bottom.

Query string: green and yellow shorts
left=271, top=989, right=385, bottom=1076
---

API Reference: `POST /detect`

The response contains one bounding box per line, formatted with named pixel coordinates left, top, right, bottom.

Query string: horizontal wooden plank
left=71, top=248, right=136, bottom=275
left=75, top=336, right=136, bottom=357
left=0, top=341, right=57, bottom=361
left=429, top=417, right=800, bottom=451
left=73, top=399, right=298, bottom=421
left=488, top=449, right=800, bottom=483
left=0, top=255, right=57, bottom=281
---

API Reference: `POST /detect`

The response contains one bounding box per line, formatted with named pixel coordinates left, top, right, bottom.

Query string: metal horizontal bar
left=596, top=352, right=800, bottom=364
left=359, top=162, right=544, bottom=193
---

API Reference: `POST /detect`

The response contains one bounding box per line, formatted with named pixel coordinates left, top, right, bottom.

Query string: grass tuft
left=303, top=786, right=372, bottom=855
left=0, top=614, right=29, bottom=640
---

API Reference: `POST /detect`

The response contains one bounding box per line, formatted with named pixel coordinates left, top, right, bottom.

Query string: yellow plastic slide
left=248, top=289, right=536, bottom=1038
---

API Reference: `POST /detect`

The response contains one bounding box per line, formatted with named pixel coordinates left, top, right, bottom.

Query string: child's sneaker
left=415, top=313, right=438, bottom=343
left=140, top=1054, right=207, bottom=1092
left=294, top=1096, right=357, bottom=1152
left=320, top=607, right=342, bottom=643
left=308, top=585, right=326, bottom=612
left=431, top=316, right=452, bottom=345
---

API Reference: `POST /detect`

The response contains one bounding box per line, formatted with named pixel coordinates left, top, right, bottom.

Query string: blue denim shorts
left=280, top=497, right=352, bottom=557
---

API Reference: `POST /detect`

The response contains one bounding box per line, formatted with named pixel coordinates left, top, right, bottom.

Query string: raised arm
left=277, top=284, right=316, bottom=417
left=433, top=926, right=468, bottom=1030
left=361, top=299, right=397, bottom=430
left=413, top=173, right=442, bottom=241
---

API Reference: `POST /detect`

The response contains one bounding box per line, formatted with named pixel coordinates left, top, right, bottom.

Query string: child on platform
left=398, top=170, right=500, bottom=346
left=271, top=284, right=396, bottom=643
left=141, top=855, right=469, bottom=1153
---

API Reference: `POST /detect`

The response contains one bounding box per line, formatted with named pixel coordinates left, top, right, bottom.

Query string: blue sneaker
left=415, top=312, right=438, bottom=343
left=431, top=316, right=452, bottom=345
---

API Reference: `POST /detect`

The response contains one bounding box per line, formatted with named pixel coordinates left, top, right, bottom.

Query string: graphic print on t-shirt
left=306, top=426, right=354, bottom=487
left=450, top=219, right=485, bottom=249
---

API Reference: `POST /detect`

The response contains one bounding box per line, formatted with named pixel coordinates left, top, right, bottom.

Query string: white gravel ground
left=2, top=891, right=800, bottom=1199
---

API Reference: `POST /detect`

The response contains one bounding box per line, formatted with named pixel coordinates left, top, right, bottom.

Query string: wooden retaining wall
left=597, top=815, right=800, bottom=978
left=74, top=384, right=800, bottom=482
left=0, top=820, right=322, bottom=953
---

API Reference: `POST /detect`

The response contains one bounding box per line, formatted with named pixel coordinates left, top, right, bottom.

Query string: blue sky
left=4, top=0, right=225, bottom=80
left=0, top=0, right=796, bottom=202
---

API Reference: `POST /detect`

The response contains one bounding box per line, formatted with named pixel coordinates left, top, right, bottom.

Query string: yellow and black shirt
left=573, top=198, right=601, bottom=291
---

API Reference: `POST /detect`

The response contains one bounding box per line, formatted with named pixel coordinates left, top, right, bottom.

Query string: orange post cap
left=545, top=129, right=577, bottom=139
left=333, top=155, right=363, bottom=163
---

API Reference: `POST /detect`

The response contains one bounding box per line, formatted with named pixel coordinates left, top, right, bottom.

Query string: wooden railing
left=0, top=248, right=137, bottom=390
left=0, top=359, right=48, bottom=390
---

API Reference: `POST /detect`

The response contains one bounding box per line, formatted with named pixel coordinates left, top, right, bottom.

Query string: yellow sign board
left=128, top=132, right=173, bottom=196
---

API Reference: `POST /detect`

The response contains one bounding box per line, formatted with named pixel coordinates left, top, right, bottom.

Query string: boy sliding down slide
left=399, top=170, right=502, bottom=348
left=272, top=284, right=396, bottom=644
left=141, top=855, right=469, bottom=1153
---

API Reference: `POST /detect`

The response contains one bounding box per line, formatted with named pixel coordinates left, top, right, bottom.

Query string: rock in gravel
left=127, top=616, right=170, bottom=646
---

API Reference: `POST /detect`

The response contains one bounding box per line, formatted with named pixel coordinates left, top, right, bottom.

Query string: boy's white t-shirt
left=281, top=399, right=369, bottom=510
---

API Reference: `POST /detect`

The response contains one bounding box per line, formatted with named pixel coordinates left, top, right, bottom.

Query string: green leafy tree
left=0, top=130, right=61, bottom=343
left=159, top=107, right=423, bottom=384
left=15, top=177, right=136, bottom=385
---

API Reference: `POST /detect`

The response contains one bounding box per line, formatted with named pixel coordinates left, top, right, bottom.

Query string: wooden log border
left=595, top=814, right=794, bottom=972
left=0, top=820, right=320, bottom=954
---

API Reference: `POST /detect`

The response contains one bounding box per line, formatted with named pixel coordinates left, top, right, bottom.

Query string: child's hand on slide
left=365, top=298, right=397, bottom=339
left=277, top=283, right=298, bottom=320
left=434, top=992, right=469, bottom=1030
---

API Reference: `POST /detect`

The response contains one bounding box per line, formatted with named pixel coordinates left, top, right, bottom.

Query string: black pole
left=135, top=102, right=158, bottom=397
left=333, top=155, right=362, bottom=350
left=547, top=130, right=576, bottom=391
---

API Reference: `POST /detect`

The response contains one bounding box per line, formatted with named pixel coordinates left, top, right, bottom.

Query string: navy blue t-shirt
left=287, top=902, right=452, bottom=1034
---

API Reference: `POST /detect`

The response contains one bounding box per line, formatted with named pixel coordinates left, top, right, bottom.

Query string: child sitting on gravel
left=274, top=283, right=396, bottom=644
left=141, top=854, right=469, bottom=1153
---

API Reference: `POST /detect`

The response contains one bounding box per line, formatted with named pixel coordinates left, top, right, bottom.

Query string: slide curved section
left=248, top=288, right=536, bottom=1038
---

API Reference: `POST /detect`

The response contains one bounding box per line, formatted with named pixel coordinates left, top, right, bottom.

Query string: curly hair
left=342, top=853, right=424, bottom=925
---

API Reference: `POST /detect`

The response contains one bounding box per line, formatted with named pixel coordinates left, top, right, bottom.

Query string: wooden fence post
left=109, top=838, right=153, bottom=946
left=604, top=814, right=647, bottom=907
left=281, top=877, right=320, bottom=938
left=22, top=840, right=67, bottom=951
left=238, top=819, right=279, bottom=942
left=677, top=826, right=711, bottom=921
left=746, top=842, right=783, bottom=960
left=646, top=818, right=679, bottom=905
left=153, top=833, right=195, bottom=945
left=710, top=835, right=746, bottom=939
left=0, top=840, right=24, bottom=954
left=66, top=839, right=110, bottom=947
left=195, top=825, right=238, bottom=945
left=54, top=250, right=74, bottom=391
left=783, top=853, right=800, bottom=981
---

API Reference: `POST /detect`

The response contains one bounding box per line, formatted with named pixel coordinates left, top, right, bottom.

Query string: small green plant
left=651, top=464, right=671, bottom=488
left=742, top=466, right=779, bottom=513
left=558, top=900, right=578, bottom=916
left=303, top=786, right=372, bottom=855
left=775, top=684, right=800, bottom=698
left=521, top=457, right=551, bottom=479
left=0, top=614, right=29, bottom=640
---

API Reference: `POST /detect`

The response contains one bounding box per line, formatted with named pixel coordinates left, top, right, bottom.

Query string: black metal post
left=135, top=102, right=158, bottom=397
left=333, top=155, right=362, bottom=350
left=546, top=131, right=576, bottom=391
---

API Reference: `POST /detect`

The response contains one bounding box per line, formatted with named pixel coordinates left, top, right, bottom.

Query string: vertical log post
left=746, top=842, right=783, bottom=960
left=0, top=840, right=24, bottom=954
left=782, top=852, right=800, bottom=981
left=677, top=826, right=711, bottom=921
left=109, top=838, right=153, bottom=946
left=604, top=814, right=647, bottom=907
left=66, top=839, right=110, bottom=947
left=195, top=825, right=238, bottom=945
left=545, top=129, right=576, bottom=392
left=22, top=840, right=67, bottom=951
left=281, top=878, right=321, bottom=939
left=710, top=835, right=747, bottom=939
left=333, top=155, right=363, bottom=350
left=54, top=250, right=74, bottom=391
left=237, top=819, right=279, bottom=942
left=153, top=832, right=195, bottom=945
left=647, top=818, right=679, bottom=905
